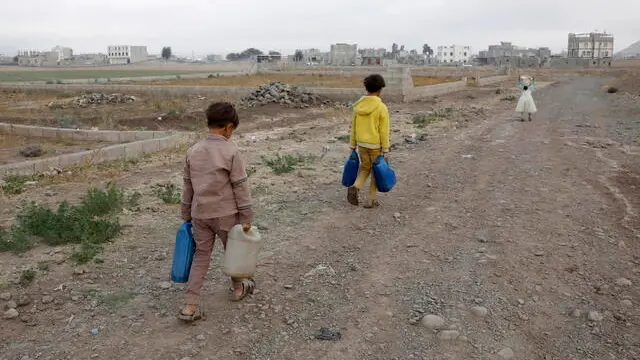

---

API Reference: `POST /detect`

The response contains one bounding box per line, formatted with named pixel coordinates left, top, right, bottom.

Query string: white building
left=51, top=46, right=73, bottom=61
left=107, top=45, right=148, bottom=65
left=436, top=45, right=472, bottom=64
left=567, top=32, right=614, bottom=59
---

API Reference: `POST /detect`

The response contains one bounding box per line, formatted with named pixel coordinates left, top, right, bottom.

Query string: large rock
left=420, top=314, right=446, bottom=330
left=238, top=81, right=321, bottom=108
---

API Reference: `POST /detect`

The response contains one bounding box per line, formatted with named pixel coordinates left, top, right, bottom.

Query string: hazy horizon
left=1, top=0, right=638, bottom=57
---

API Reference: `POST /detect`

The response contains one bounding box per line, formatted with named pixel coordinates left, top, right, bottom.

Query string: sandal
left=363, top=200, right=379, bottom=209
left=178, top=307, right=204, bottom=322
left=347, top=187, right=359, bottom=206
left=230, top=278, right=255, bottom=302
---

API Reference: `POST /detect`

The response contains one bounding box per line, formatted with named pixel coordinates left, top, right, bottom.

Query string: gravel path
left=1, top=76, right=638, bottom=360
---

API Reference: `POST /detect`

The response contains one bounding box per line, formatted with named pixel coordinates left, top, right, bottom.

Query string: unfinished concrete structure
left=478, top=42, right=551, bottom=67
left=567, top=32, right=614, bottom=59
left=329, top=43, right=357, bottom=66
left=17, top=50, right=59, bottom=67
left=107, top=45, right=148, bottom=65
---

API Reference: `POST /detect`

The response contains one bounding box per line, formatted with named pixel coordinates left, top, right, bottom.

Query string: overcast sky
left=1, top=0, right=638, bottom=56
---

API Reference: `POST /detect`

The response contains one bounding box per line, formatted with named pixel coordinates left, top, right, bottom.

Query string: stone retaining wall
left=0, top=123, right=176, bottom=143
left=0, top=133, right=191, bottom=176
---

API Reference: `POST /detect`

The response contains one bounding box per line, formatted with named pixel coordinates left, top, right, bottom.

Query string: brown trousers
left=186, top=216, right=238, bottom=305
left=354, top=147, right=382, bottom=201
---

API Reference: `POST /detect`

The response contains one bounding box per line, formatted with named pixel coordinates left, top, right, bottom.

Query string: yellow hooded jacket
left=349, top=95, right=390, bottom=151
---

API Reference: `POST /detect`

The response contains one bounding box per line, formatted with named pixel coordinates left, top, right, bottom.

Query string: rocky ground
left=1, top=75, right=639, bottom=360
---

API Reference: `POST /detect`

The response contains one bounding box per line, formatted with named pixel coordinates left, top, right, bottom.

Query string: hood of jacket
left=353, top=96, right=382, bottom=116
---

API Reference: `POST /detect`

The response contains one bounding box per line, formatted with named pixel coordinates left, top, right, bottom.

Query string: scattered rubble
left=238, top=82, right=321, bottom=108
left=47, top=93, right=136, bottom=109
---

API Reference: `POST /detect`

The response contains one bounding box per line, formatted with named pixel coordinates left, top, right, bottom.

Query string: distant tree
left=226, top=48, right=264, bottom=61
left=294, top=50, right=304, bottom=62
left=12, top=55, right=18, bottom=63
left=161, top=47, right=172, bottom=61
left=226, top=53, right=240, bottom=61
left=400, top=45, right=405, bottom=52
left=391, top=43, right=399, bottom=57
left=268, top=50, right=281, bottom=56
left=422, top=44, right=433, bottom=57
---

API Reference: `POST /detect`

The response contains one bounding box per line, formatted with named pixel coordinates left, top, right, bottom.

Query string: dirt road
left=2, top=76, right=639, bottom=360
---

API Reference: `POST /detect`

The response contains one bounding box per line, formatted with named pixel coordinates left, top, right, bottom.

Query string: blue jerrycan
left=171, top=222, right=195, bottom=283
left=341, top=150, right=360, bottom=187
left=372, top=155, right=397, bottom=193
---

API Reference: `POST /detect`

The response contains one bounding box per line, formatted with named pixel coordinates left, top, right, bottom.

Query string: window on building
left=450, top=52, right=453, bottom=56
left=464, top=52, right=467, bottom=56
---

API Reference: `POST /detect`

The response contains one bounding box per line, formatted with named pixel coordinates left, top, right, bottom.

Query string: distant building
left=477, top=42, right=551, bottom=67
left=51, top=46, right=73, bottom=61
left=360, top=48, right=385, bottom=66
left=300, top=48, right=328, bottom=64
left=256, top=54, right=281, bottom=63
left=329, top=43, right=357, bottom=66
left=567, top=32, right=614, bottom=59
left=17, top=50, right=59, bottom=67
left=206, top=54, right=224, bottom=63
left=436, top=45, right=472, bottom=64
left=107, top=45, right=148, bottom=65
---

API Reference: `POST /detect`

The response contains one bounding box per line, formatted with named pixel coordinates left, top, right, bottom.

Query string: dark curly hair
left=363, top=74, right=386, bottom=93
left=205, top=102, right=239, bottom=129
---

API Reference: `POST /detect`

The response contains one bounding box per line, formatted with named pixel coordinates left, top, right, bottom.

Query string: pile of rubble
left=47, top=93, right=136, bottom=109
left=238, top=81, right=321, bottom=108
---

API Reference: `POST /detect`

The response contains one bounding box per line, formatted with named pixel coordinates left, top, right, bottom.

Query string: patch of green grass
left=19, top=269, right=36, bottom=286
left=262, top=153, right=314, bottom=174
left=126, top=191, right=142, bottom=211
left=154, top=182, right=181, bottom=204
left=0, top=185, right=124, bottom=261
left=501, top=95, right=517, bottom=101
left=411, top=108, right=455, bottom=128
left=1, top=174, right=42, bottom=196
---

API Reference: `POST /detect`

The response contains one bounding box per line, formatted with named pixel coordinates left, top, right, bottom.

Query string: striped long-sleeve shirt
left=181, top=134, right=253, bottom=227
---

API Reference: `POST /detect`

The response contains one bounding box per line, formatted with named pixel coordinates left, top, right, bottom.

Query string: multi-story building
left=567, top=32, right=614, bottom=59
left=300, top=48, right=328, bottom=64
left=107, top=45, right=148, bottom=65
left=436, top=45, right=472, bottom=64
left=51, top=46, right=73, bottom=61
left=17, top=50, right=59, bottom=67
left=477, top=42, right=552, bottom=67
left=329, top=43, right=357, bottom=66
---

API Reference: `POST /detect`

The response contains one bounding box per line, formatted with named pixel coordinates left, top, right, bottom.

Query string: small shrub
left=0, top=226, right=33, bottom=254
left=1, top=185, right=124, bottom=259
left=607, top=86, right=618, bottom=94
left=1, top=175, right=41, bottom=196
left=55, top=79, right=63, bottom=85
left=176, top=75, right=181, bottom=80
left=154, top=182, right=181, bottom=204
left=247, top=167, right=257, bottom=177
left=71, top=242, right=102, bottom=264
left=19, top=269, right=36, bottom=286
left=501, top=95, right=517, bottom=101
left=126, top=191, right=142, bottom=211
left=99, top=291, right=135, bottom=309
left=208, top=74, right=214, bottom=79
left=262, top=154, right=312, bottom=174
left=45, top=80, right=55, bottom=85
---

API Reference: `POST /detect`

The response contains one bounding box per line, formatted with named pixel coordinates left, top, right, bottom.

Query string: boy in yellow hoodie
left=347, top=74, right=390, bottom=208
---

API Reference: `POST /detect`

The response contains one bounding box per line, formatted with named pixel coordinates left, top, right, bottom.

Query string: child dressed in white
left=515, top=85, right=537, bottom=121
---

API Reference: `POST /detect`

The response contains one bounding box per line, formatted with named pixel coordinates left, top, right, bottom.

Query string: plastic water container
left=170, top=222, right=195, bottom=283
left=372, top=155, right=397, bottom=193
left=222, top=224, right=261, bottom=278
left=341, top=150, right=360, bottom=187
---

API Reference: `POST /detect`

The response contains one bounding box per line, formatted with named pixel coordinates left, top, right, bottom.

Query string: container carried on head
left=518, top=75, right=535, bottom=89
left=223, top=224, right=262, bottom=278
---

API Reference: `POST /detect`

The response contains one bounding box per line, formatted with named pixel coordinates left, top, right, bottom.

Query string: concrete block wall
left=0, top=123, right=176, bottom=143
left=0, top=134, right=192, bottom=176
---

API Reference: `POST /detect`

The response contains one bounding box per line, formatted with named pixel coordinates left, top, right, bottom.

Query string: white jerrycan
left=222, top=224, right=261, bottom=278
